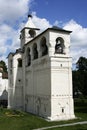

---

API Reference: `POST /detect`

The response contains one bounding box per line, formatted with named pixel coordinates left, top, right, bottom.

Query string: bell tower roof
left=20, top=14, right=40, bottom=47
left=24, top=14, right=36, bottom=29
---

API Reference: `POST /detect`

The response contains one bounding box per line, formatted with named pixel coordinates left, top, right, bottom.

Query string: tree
left=0, top=60, right=7, bottom=73
left=73, top=56, right=87, bottom=97
left=76, top=56, right=87, bottom=71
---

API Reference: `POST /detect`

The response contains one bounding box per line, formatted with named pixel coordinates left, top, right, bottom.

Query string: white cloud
left=53, top=20, right=59, bottom=26
left=0, top=0, right=30, bottom=24
left=0, top=2, right=52, bottom=64
left=63, top=20, right=87, bottom=63
left=53, top=20, right=63, bottom=27
left=0, top=0, right=31, bottom=63
left=32, top=12, right=52, bottom=32
left=0, top=23, right=20, bottom=62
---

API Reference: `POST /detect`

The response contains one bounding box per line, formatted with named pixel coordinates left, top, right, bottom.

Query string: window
left=18, top=79, right=21, bottom=82
left=33, top=43, right=38, bottom=60
left=10, top=59, right=13, bottom=68
left=29, top=29, right=36, bottom=38
left=10, top=59, right=13, bottom=74
left=21, top=30, right=25, bottom=39
left=26, top=47, right=31, bottom=66
left=18, top=58, right=22, bottom=67
left=55, top=37, right=65, bottom=54
left=62, top=108, right=64, bottom=113
left=40, top=37, right=48, bottom=56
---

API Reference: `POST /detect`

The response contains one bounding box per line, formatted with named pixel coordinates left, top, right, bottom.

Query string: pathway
left=33, top=121, right=87, bottom=130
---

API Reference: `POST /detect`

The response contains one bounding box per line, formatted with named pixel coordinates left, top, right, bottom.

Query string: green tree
left=76, top=56, right=87, bottom=71
left=0, top=60, right=7, bottom=72
left=73, top=56, right=87, bottom=97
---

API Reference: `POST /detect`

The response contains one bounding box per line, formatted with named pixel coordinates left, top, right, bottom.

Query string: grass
left=48, top=98, right=87, bottom=130
left=0, top=99, right=87, bottom=130
left=74, top=98, right=87, bottom=121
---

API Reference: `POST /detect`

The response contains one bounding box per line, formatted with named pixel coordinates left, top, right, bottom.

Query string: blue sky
left=31, top=0, right=87, bottom=27
left=0, top=0, right=87, bottom=67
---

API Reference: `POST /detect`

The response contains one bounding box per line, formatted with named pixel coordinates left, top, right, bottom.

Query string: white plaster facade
left=8, top=52, right=23, bottom=109
left=0, top=70, right=8, bottom=100
left=8, top=16, right=75, bottom=120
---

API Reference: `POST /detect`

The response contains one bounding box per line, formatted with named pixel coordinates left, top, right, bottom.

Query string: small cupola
left=25, top=14, right=36, bottom=29
left=20, top=14, right=40, bottom=48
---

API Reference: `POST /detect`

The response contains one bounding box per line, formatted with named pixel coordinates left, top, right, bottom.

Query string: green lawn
left=0, top=99, right=87, bottom=130
left=48, top=99, right=87, bottom=130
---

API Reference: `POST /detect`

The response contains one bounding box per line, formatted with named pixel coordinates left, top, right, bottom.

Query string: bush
left=0, top=100, right=8, bottom=108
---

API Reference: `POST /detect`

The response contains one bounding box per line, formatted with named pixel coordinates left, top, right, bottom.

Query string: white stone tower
left=48, top=27, right=75, bottom=120
left=8, top=15, right=75, bottom=121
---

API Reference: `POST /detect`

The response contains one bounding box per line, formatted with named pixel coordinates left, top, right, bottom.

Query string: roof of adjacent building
left=7, top=48, right=22, bottom=58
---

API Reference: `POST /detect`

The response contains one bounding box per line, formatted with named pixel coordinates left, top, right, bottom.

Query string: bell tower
left=20, top=15, right=40, bottom=48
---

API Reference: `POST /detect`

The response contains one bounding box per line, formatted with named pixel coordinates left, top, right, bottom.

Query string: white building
left=0, top=67, right=8, bottom=101
left=8, top=15, right=75, bottom=121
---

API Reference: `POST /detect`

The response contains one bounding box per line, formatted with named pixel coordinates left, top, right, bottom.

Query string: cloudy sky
left=0, top=0, right=87, bottom=68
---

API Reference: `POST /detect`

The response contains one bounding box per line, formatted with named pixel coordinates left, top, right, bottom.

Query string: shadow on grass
left=75, top=107, right=87, bottom=113
left=74, top=98, right=87, bottom=114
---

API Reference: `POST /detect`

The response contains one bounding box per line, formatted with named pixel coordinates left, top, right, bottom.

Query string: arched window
left=33, top=43, right=38, bottom=60
left=18, top=58, right=22, bottom=67
left=40, top=37, right=48, bottom=56
left=26, top=47, right=31, bottom=66
left=55, top=37, right=65, bottom=54
left=29, top=29, right=36, bottom=38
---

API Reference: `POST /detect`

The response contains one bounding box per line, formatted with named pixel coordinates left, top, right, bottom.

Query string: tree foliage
left=73, top=56, right=87, bottom=97
left=76, top=57, right=87, bottom=71
left=0, top=60, right=7, bottom=72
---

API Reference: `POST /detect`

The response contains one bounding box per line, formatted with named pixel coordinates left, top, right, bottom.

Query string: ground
left=0, top=98, right=87, bottom=130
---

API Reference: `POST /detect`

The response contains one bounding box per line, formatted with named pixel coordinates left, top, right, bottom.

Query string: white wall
left=8, top=52, right=23, bottom=109
left=0, top=72, right=8, bottom=100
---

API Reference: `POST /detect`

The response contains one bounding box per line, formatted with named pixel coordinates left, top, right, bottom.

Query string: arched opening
left=33, top=43, right=38, bottom=60
left=29, top=29, right=36, bottom=38
left=40, top=37, right=48, bottom=56
left=26, top=47, right=31, bottom=66
left=55, top=37, right=65, bottom=54
left=18, top=58, right=22, bottom=67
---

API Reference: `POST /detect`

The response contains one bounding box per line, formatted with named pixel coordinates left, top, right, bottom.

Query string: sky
left=0, top=0, right=87, bottom=68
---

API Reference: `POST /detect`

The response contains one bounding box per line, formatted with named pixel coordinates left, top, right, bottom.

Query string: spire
left=28, top=14, right=32, bottom=18
left=24, top=14, right=36, bottom=28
